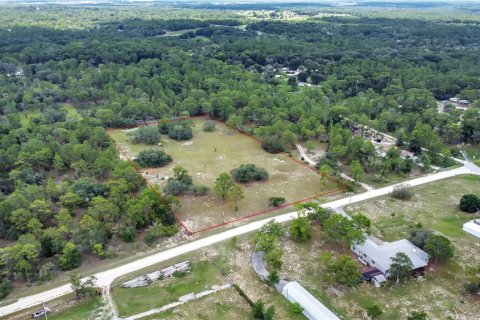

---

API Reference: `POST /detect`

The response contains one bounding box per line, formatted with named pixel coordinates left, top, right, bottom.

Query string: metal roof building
left=352, top=237, right=429, bottom=276
left=464, top=220, right=480, bottom=239
left=281, top=281, right=340, bottom=320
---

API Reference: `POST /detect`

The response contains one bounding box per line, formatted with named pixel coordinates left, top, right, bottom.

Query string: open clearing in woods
left=108, top=117, right=342, bottom=232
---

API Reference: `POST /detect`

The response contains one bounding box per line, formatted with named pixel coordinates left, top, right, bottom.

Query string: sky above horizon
left=2, top=0, right=480, bottom=4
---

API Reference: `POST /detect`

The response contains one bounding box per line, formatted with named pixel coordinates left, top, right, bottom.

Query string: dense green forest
left=0, top=5, right=479, bottom=299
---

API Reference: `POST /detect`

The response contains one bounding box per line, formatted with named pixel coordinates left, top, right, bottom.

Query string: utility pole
left=25, top=267, right=30, bottom=287
left=42, top=301, right=49, bottom=320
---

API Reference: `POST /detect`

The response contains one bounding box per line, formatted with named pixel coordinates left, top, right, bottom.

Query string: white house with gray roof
left=352, top=237, right=429, bottom=277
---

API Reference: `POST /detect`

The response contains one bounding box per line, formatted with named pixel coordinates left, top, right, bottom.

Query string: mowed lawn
left=108, top=118, right=341, bottom=231
left=111, top=261, right=226, bottom=317
left=332, top=175, right=480, bottom=319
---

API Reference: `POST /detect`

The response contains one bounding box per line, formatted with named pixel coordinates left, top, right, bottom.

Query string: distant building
left=352, top=238, right=429, bottom=278
left=286, top=70, right=300, bottom=77
left=400, top=149, right=415, bottom=159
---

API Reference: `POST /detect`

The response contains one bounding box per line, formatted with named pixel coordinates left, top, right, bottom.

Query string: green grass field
left=160, top=28, right=200, bottom=37
left=19, top=111, right=41, bottom=127
left=61, top=103, right=82, bottom=120
left=108, top=235, right=305, bottom=320
left=334, top=174, right=480, bottom=319
left=18, top=104, right=80, bottom=129
left=111, top=261, right=226, bottom=317
left=6, top=296, right=105, bottom=320
left=250, top=174, right=480, bottom=320
left=138, top=287, right=251, bottom=320
left=48, top=297, right=104, bottom=320
left=348, top=175, right=480, bottom=252
left=108, top=118, right=341, bottom=231
left=465, top=146, right=480, bottom=166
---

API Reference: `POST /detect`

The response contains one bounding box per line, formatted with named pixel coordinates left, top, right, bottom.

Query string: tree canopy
left=1, top=4, right=480, bottom=300
left=231, top=164, right=269, bottom=183
left=135, top=149, right=173, bottom=168
left=390, top=252, right=414, bottom=285
left=459, top=194, right=480, bottom=213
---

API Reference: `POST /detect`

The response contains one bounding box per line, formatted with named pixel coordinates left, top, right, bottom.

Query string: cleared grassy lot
left=294, top=174, right=480, bottom=319
left=110, top=235, right=304, bottom=320
left=138, top=287, right=251, bottom=320
left=274, top=173, right=480, bottom=319
left=347, top=175, right=480, bottom=260
left=48, top=297, right=104, bottom=320
left=160, top=28, right=200, bottom=37
left=111, top=261, right=226, bottom=317
left=108, top=118, right=341, bottom=231
left=6, top=295, right=105, bottom=320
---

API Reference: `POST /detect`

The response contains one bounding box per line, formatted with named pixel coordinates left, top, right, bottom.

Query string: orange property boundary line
left=104, top=115, right=348, bottom=235
left=104, top=126, right=194, bottom=234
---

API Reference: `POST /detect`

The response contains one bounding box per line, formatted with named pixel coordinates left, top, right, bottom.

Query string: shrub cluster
left=459, top=194, right=480, bottom=213
left=135, top=149, right=172, bottom=168
left=300, top=202, right=332, bottom=225
left=144, top=224, right=179, bottom=246
left=158, top=121, right=193, bottom=141
left=261, top=136, right=284, bottom=153
left=168, top=124, right=193, bottom=140
left=253, top=221, right=287, bottom=278
left=268, top=196, right=285, bottom=207
left=252, top=299, right=275, bottom=320
left=464, top=264, right=480, bottom=295
left=391, top=184, right=414, bottom=200
left=0, top=280, right=12, bottom=300
left=164, top=167, right=209, bottom=196
left=409, top=228, right=454, bottom=263
left=202, top=120, right=216, bottom=132
left=231, top=164, right=269, bottom=183
left=129, top=126, right=161, bottom=145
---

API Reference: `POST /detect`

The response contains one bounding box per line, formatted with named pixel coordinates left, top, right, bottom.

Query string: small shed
left=282, top=281, right=340, bottom=320
left=463, top=220, right=480, bottom=239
